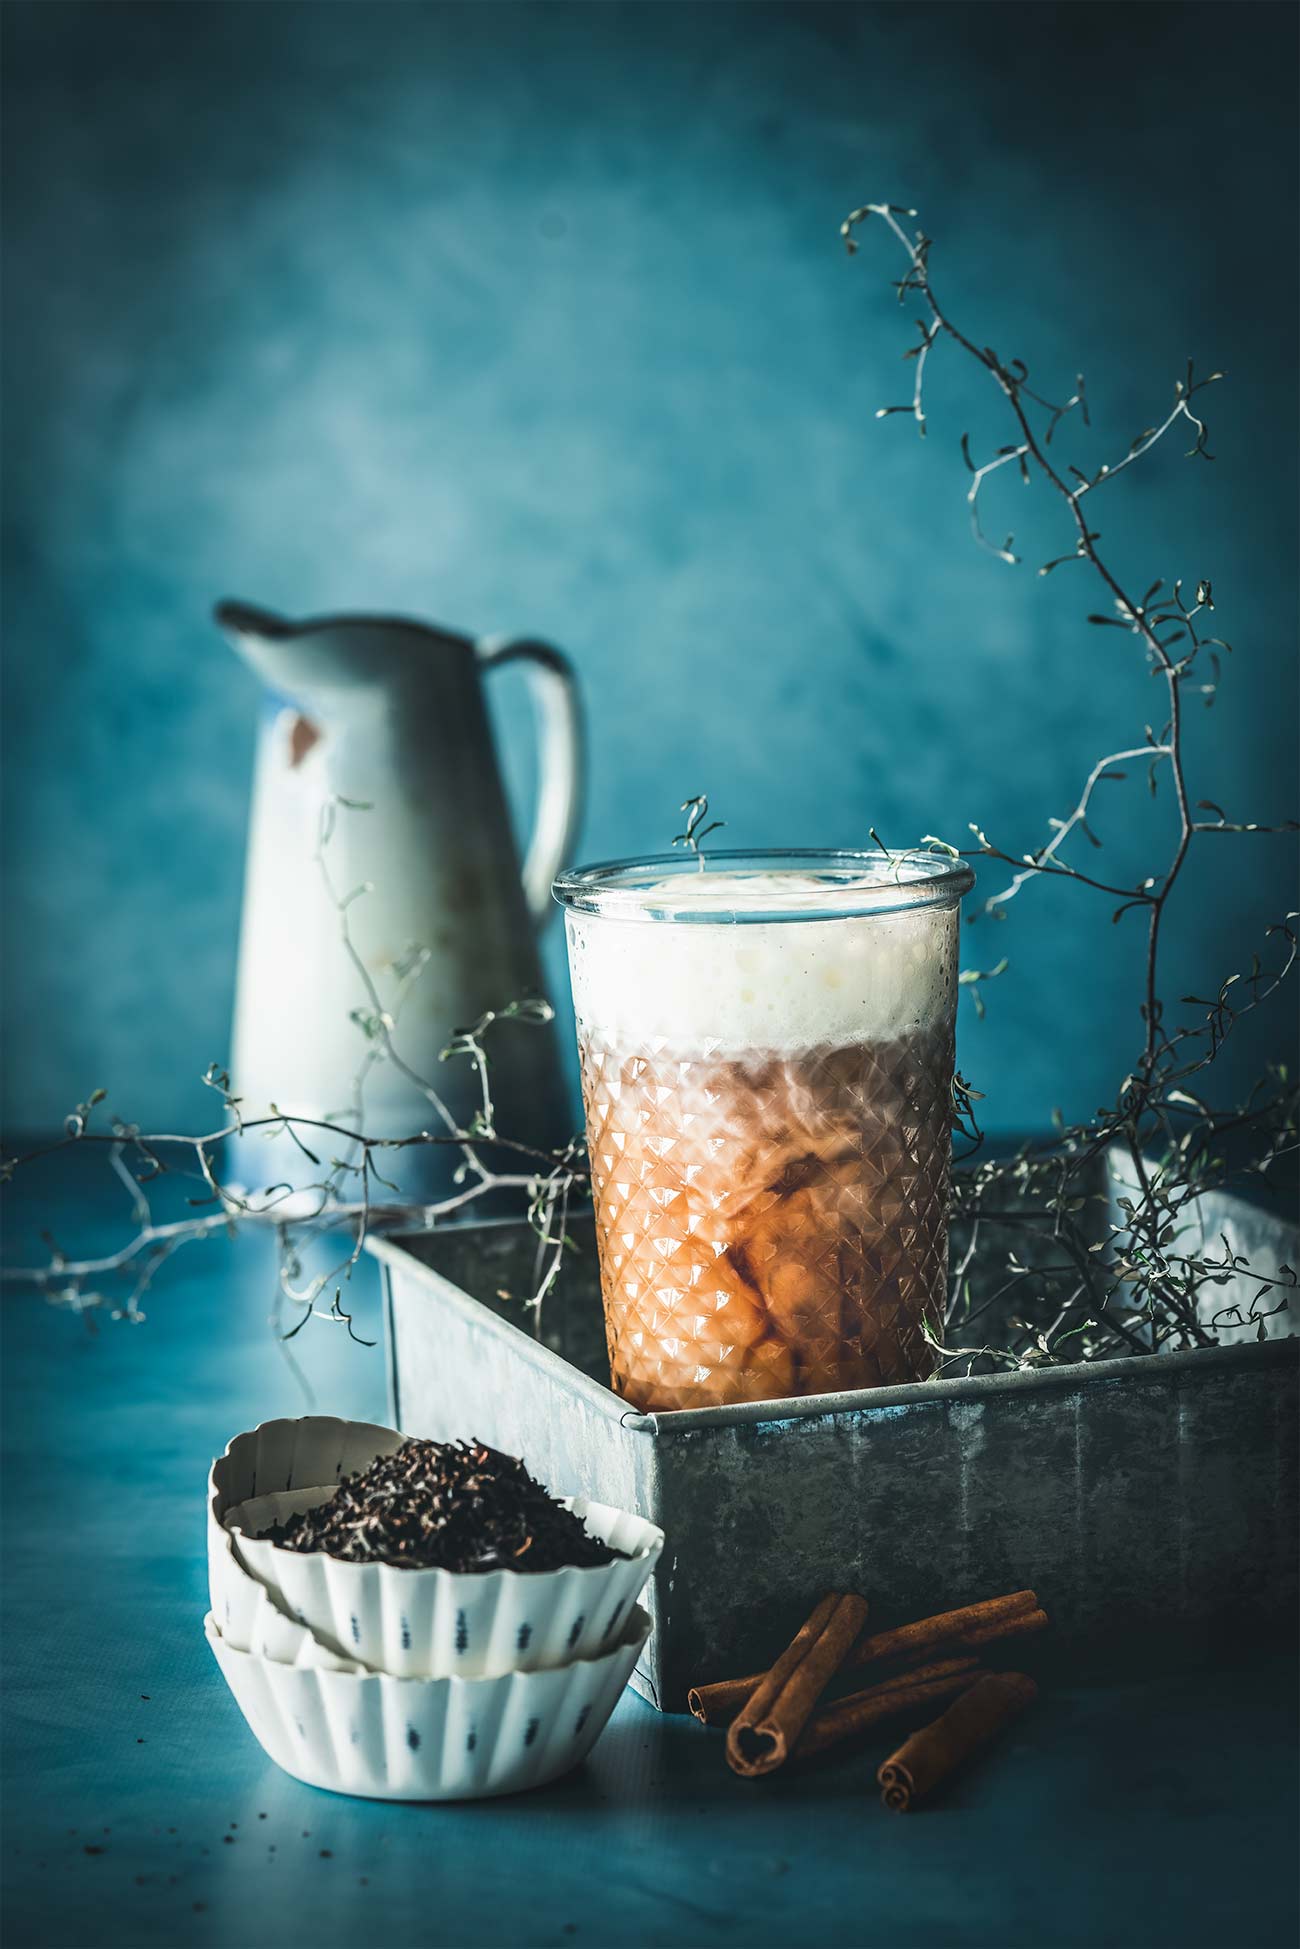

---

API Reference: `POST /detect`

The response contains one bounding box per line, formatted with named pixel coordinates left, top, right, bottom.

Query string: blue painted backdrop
left=3, top=1, right=1296, bottom=1139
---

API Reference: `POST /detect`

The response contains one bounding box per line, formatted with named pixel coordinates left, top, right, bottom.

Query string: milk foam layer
left=566, top=874, right=959, bottom=1053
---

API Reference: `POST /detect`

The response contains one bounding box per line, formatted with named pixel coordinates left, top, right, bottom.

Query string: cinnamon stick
left=878, top=1670, right=1038, bottom=1811
left=688, top=1590, right=1043, bottom=1726
left=688, top=1674, right=761, bottom=1727
left=958, top=1608, right=1049, bottom=1652
left=794, top=1661, right=982, bottom=1762
left=844, top=1653, right=980, bottom=1697
left=846, top=1590, right=1040, bottom=1672
left=689, top=1651, right=980, bottom=1734
left=724, top=1592, right=869, bottom=1778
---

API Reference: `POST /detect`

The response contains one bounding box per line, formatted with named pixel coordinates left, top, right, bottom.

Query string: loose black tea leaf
left=263, top=1438, right=625, bottom=1574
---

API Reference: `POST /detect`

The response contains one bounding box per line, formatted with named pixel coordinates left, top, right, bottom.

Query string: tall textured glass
left=554, top=851, right=974, bottom=1412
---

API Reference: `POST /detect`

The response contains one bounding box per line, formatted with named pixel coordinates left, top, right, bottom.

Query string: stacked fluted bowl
left=206, top=1416, right=662, bottom=1800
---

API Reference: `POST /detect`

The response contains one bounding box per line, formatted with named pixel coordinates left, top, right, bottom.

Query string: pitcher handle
left=476, top=635, right=585, bottom=929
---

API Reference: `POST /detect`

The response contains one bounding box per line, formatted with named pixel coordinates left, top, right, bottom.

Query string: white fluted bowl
left=205, top=1604, right=649, bottom=1800
left=208, top=1417, right=663, bottom=1679
left=209, top=1511, right=367, bottom=1672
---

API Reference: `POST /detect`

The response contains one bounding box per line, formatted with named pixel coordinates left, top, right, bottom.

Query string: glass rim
left=552, top=847, right=975, bottom=922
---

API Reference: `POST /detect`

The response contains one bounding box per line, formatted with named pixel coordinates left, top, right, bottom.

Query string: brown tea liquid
left=578, top=1025, right=953, bottom=1410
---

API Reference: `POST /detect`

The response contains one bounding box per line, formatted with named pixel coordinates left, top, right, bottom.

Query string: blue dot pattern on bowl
left=406, top=1725, right=421, bottom=1751
left=566, top=1614, right=586, bottom=1650
left=602, top=1599, right=624, bottom=1639
left=523, top=1718, right=540, bottom=1748
left=350, top=1614, right=361, bottom=1645
left=400, top=1616, right=411, bottom=1650
left=516, top=1622, right=533, bottom=1653
left=455, top=1610, right=468, bottom=1654
left=573, top=1704, right=592, bottom=1738
left=466, top=1729, right=477, bottom=1753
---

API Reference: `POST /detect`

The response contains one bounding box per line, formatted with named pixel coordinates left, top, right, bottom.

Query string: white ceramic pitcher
left=217, top=601, right=583, bottom=1181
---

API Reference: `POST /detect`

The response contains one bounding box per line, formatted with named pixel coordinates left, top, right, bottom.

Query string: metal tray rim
left=367, top=1225, right=1298, bottom=1438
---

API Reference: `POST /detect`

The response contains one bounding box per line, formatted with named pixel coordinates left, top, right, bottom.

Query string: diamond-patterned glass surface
left=577, top=1030, right=954, bottom=1411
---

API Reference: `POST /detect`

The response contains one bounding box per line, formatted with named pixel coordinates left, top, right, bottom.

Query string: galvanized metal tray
left=369, top=1194, right=1297, bottom=1712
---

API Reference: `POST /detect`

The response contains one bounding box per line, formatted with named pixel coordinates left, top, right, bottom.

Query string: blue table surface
left=3, top=1154, right=1297, bottom=1949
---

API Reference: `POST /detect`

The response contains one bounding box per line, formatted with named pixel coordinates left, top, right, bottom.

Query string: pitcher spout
left=215, top=597, right=470, bottom=702
left=214, top=598, right=295, bottom=643
left=215, top=598, right=317, bottom=699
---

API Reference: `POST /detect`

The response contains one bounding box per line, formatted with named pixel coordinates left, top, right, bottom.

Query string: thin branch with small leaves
left=846, top=200, right=1297, bottom=1371
left=3, top=799, right=588, bottom=1342
left=672, top=794, right=725, bottom=870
